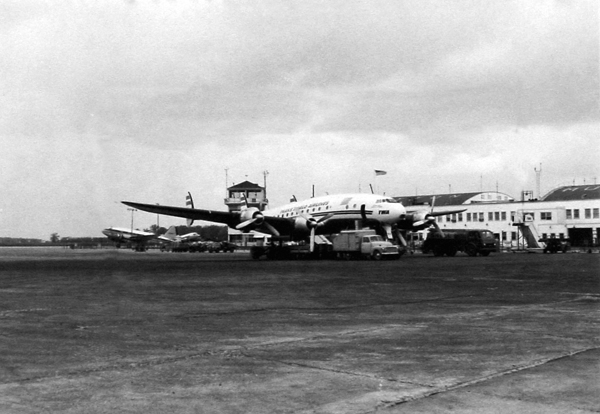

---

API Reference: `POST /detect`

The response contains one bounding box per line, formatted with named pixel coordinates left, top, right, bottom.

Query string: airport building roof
left=228, top=181, right=263, bottom=190
left=542, top=185, right=600, bottom=202
left=394, top=191, right=514, bottom=207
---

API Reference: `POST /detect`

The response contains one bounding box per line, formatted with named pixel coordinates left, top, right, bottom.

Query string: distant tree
left=200, top=225, right=228, bottom=241
left=50, top=233, right=60, bottom=243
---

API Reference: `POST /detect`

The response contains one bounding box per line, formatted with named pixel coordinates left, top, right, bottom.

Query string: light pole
left=127, top=208, right=137, bottom=233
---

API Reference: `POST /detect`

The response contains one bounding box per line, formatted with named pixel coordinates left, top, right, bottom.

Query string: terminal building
left=220, top=180, right=599, bottom=249
left=395, top=185, right=600, bottom=249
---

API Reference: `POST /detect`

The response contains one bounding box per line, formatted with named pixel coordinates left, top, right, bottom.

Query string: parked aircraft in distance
left=102, top=227, right=156, bottom=251
left=158, top=226, right=202, bottom=243
left=122, top=192, right=464, bottom=249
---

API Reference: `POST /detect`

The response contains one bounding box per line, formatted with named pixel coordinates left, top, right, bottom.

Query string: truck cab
left=422, top=229, right=497, bottom=257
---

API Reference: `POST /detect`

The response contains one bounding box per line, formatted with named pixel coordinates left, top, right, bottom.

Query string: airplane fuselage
left=262, top=193, right=406, bottom=229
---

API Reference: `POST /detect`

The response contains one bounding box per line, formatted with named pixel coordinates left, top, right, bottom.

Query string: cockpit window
left=376, top=198, right=398, bottom=203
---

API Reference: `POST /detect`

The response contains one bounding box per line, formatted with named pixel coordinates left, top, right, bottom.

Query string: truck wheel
left=372, top=250, right=382, bottom=260
left=465, top=243, right=478, bottom=257
left=250, top=247, right=262, bottom=260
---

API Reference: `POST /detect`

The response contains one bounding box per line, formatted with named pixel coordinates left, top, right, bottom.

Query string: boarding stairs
left=512, top=211, right=545, bottom=252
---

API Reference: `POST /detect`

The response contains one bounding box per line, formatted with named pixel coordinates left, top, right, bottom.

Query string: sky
left=1, top=0, right=598, bottom=239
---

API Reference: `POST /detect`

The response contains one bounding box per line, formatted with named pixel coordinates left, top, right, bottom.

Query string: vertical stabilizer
left=163, top=226, right=178, bottom=241
left=186, top=192, right=194, bottom=226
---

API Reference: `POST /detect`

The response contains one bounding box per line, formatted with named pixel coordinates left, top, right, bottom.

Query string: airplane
left=102, top=227, right=156, bottom=251
left=158, top=225, right=202, bottom=243
left=122, top=191, right=465, bottom=251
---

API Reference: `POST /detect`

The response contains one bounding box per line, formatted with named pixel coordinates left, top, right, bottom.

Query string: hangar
left=395, top=185, right=600, bottom=249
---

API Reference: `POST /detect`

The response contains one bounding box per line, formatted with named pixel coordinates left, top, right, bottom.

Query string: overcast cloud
left=0, top=0, right=598, bottom=238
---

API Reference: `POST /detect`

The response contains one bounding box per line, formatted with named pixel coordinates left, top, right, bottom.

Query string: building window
left=479, top=212, right=484, bottom=221
left=585, top=209, right=591, bottom=219
left=466, top=213, right=471, bottom=221
left=574, top=209, right=580, bottom=219
left=541, top=212, right=552, bottom=221
left=458, top=213, right=463, bottom=222
left=566, top=209, right=572, bottom=219
left=494, top=212, right=500, bottom=221
left=511, top=231, right=517, bottom=240
left=488, top=212, right=493, bottom=221
left=594, top=208, right=599, bottom=219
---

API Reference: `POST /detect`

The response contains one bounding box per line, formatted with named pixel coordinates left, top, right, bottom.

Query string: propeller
left=303, top=213, right=334, bottom=253
left=235, top=194, right=266, bottom=231
left=236, top=212, right=264, bottom=230
left=235, top=204, right=281, bottom=236
left=413, top=196, right=436, bottom=227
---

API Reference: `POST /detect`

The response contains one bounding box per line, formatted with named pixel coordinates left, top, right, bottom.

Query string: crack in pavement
left=368, top=347, right=600, bottom=412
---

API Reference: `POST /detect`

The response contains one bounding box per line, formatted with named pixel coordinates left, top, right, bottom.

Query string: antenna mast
left=534, top=163, right=542, bottom=199
left=263, top=170, right=269, bottom=201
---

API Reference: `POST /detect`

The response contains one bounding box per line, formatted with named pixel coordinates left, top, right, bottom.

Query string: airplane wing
left=122, top=201, right=241, bottom=227
left=121, top=201, right=294, bottom=236
left=426, top=208, right=467, bottom=217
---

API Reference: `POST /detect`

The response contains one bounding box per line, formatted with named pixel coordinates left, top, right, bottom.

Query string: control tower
left=224, top=181, right=268, bottom=213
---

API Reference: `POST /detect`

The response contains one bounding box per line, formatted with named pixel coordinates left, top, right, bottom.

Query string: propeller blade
left=235, top=217, right=256, bottom=230
left=431, top=220, right=444, bottom=237
left=309, top=228, right=315, bottom=253
left=262, top=221, right=280, bottom=237
left=240, top=193, right=249, bottom=208
left=317, top=213, right=335, bottom=225
left=360, top=204, right=367, bottom=221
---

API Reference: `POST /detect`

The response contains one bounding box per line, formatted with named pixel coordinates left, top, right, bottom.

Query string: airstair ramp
left=513, top=211, right=545, bottom=252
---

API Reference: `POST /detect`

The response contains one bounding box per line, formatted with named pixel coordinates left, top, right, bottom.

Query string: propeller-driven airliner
left=158, top=225, right=202, bottom=243
left=102, top=227, right=156, bottom=251
left=122, top=192, right=464, bottom=250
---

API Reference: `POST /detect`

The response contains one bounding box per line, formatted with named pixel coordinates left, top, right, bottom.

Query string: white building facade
left=395, top=185, right=600, bottom=249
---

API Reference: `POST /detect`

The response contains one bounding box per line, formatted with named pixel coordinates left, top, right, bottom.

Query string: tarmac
left=0, top=247, right=598, bottom=413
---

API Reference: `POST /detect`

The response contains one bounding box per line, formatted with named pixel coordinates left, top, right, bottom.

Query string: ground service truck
left=422, top=229, right=497, bottom=257
left=331, top=230, right=400, bottom=260
left=250, top=229, right=400, bottom=260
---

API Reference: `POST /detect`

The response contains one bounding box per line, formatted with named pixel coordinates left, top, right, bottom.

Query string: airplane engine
left=236, top=207, right=264, bottom=231
left=293, top=215, right=312, bottom=234
left=293, top=213, right=333, bottom=235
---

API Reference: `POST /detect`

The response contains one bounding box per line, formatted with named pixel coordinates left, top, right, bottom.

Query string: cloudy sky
left=1, top=0, right=598, bottom=239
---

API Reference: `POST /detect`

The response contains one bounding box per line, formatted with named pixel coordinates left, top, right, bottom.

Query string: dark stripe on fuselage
left=269, top=210, right=373, bottom=219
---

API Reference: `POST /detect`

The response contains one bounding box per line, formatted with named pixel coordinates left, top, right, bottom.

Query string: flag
left=375, top=170, right=387, bottom=176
